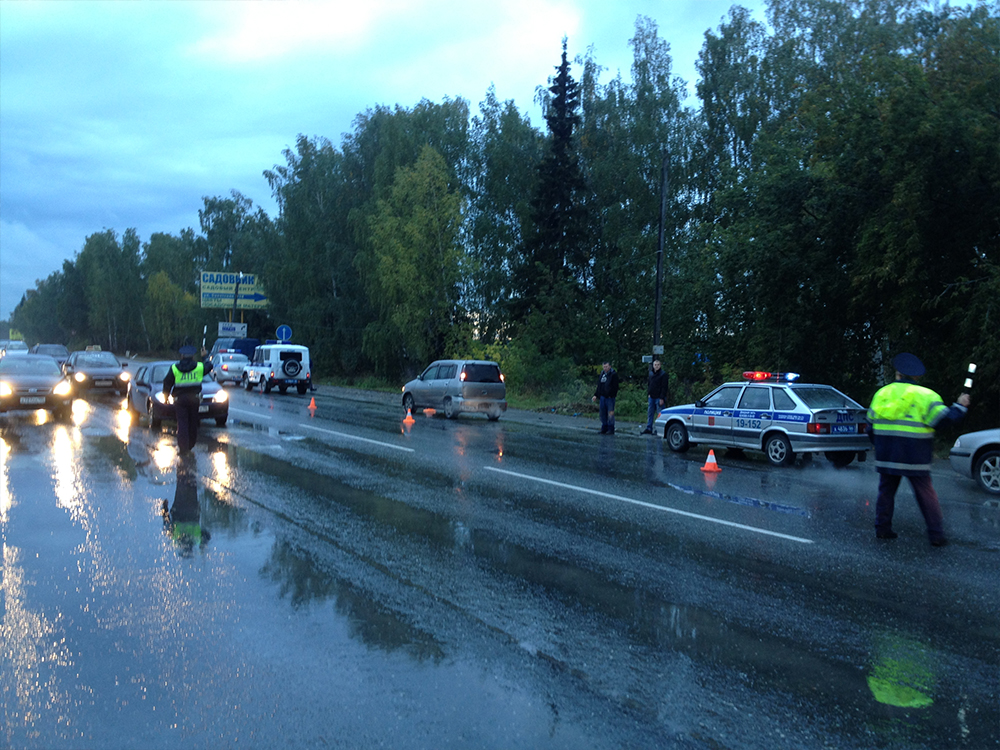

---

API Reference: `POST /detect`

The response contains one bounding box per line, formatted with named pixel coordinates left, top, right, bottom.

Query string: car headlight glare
left=214, top=390, right=229, bottom=403
left=53, top=381, right=73, bottom=397
left=154, top=392, right=169, bottom=404
left=74, top=372, right=86, bottom=383
left=0, top=382, right=11, bottom=397
left=119, top=371, right=131, bottom=382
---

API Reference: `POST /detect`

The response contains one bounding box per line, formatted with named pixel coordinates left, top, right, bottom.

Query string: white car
left=244, top=343, right=311, bottom=395
left=211, top=351, right=249, bottom=386
left=949, top=428, right=1000, bottom=495
left=654, top=371, right=871, bottom=467
left=1, top=340, right=30, bottom=356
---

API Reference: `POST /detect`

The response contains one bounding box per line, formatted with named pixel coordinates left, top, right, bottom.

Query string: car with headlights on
left=210, top=351, right=250, bottom=385
left=0, top=354, right=74, bottom=421
left=654, top=371, right=871, bottom=467
left=949, top=428, right=1000, bottom=496
left=401, top=359, right=507, bottom=420
left=1, top=340, right=30, bottom=357
left=31, top=343, right=70, bottom=367
left=126, top=360, right=229, bottom=429
left=63, top=348, right=130, bottom=396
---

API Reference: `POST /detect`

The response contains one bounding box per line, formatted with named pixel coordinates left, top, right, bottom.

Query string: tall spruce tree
left=512, top=39, right=591, bottom=359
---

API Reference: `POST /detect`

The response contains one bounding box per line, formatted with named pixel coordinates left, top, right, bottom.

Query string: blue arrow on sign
left=276, top=325, right=292, bottom=343
left=239, top=293, right=268, bottom=302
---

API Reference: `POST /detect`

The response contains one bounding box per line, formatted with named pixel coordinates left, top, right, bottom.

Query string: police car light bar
left=742, top=371, right=801, bottom=383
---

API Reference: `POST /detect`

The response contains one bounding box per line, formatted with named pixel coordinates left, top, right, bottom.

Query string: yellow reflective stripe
left=869, top=419, right=934, bottom=436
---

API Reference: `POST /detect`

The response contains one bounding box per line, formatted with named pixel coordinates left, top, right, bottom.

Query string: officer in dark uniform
left=162, top=342, right=213, bottom=453
left=867, top=352, right=970, bottom=546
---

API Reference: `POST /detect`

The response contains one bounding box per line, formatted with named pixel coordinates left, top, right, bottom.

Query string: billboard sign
left=200, top=272, right=268, bottom=309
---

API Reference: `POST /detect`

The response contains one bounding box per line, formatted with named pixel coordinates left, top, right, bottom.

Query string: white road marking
left=229, top=408, right=271, bottom=420
left=484, top=466, right=814, bottom=544
left=302, top=424, right=414, bottom=452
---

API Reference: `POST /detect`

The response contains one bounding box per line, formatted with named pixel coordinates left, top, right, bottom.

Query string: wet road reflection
left=0, top=395, right=997, bottom=748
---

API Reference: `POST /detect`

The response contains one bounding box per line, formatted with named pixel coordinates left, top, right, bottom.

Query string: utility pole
left=231, top=271, right=242, bottom=322
left=653, top=152, right=667, bottom=354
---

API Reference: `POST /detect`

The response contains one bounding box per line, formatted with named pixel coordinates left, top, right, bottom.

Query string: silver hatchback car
left=655, top=371, right=871, bottom=467
left=402, top=360, right=507, bottom=420
left=211, top=351, right=249, bottom=385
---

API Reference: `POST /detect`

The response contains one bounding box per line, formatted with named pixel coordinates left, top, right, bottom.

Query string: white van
left=243, top=344, right=312, bottom=395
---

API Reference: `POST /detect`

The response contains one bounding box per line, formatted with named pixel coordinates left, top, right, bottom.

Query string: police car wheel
left=825, top=450, right=855, bottom=468
left=764, top=434, right=794, bottom=466
left=665, top=422, right=690, bottom=452
left=283, top=360, right=301, bottom=377
left=974, top=450, right=1000, bottom=495
left=243, top=374, right=254, bottom=391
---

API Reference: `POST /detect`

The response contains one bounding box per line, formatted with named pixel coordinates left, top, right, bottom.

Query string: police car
left=654, top=371, right=871, bottom=467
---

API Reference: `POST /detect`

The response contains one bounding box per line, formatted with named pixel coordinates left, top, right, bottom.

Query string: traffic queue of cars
left=2, top=338, right=995, bottom=496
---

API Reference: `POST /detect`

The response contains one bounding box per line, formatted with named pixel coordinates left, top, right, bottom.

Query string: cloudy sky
left=0, top=0, right=765, bottom=321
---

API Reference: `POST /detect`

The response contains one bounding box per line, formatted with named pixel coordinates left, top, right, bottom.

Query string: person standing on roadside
left=642, top=359, right=669, bottom=435
left=867, top=352, right=970, bottom=546
left=592, top=361, right=620, bottom=435
left=162, top=342, right=214, bottom=454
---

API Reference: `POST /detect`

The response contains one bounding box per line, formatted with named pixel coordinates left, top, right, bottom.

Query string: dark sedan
left=126, top=361, right=229, bottom=429
left=63, top=349, right=130, bottom=396
left=0, top=354, right=74, bottom=421
left=31, top=343, right=70, bottom=367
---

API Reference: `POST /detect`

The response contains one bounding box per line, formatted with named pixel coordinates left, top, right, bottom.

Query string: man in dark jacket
left=591, top=361, right=620, bottom=434
left=642, top=359, right=669, bottom=434
left=867, top=352, right=970, bottom=546
left=162, top=343, right=213, bottom=453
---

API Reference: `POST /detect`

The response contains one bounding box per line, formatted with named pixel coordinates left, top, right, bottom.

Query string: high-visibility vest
left=867, top=381, right=949, bottom=474
left=170, top=362, right=204, bottom=391
left=867, top=382, right=949, bottom=437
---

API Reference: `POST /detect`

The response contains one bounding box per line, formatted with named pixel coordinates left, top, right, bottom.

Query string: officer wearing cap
left=867, top=353, right=971, bottom=546
left=162, top=341, right=213, bottom=453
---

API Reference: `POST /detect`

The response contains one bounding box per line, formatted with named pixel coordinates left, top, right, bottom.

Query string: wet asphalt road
left=2, top=386, right=998, bottom=749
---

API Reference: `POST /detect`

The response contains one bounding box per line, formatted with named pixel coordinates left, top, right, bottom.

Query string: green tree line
left=9, top=0, right=998, bottom=427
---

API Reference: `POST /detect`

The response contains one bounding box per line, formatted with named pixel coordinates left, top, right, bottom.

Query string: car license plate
left=20, top=396, right=46, bottom=405
left=95, top=380, right=113, bottom=387
left=831, top=424, right=856, bottom=434
left=198, top=405, right=209, bottom=413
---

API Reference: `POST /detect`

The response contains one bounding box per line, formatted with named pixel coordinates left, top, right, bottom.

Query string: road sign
left=219, top=322, right=248, bottom=338
left=200, top=272, right=268, bottom=310
left=276, top=325, right=292, bottom=343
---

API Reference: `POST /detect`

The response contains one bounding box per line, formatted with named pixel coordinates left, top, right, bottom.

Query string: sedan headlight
left=213, top=390, right=229, bottom=403
left=74, top=372, right=87, bottom=383
left=154, top=392, right=173, bottom=405
left=952, top=437, right=962, bottom=448
left=118, top=371, right=131, bottom=382
left=0, top=382, right=11, bottom=397
left=53, top=380, right=73, bottom=397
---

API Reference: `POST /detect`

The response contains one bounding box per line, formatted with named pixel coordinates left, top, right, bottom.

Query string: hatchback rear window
left=462, top=364, right=502, bottom=383
left=792, top=387, right=860, bottom=409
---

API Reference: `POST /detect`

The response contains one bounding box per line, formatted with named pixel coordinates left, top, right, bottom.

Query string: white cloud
left=0, top=0, right=768, bottom=324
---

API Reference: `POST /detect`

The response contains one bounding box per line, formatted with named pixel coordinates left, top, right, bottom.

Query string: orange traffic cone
left=701, top=449, right=722, bottom=473
left=403, top=408, right=415, bottom=424
left=308, top=397, right=317, bottom=410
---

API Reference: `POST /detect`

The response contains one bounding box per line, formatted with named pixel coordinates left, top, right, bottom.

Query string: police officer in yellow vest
left=162, top=342, right=213, bottom=453
left=867, top=353, right=970, bottom=546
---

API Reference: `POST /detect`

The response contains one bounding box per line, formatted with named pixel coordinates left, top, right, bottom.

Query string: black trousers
left=174, top=398, right=201, bottom=453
